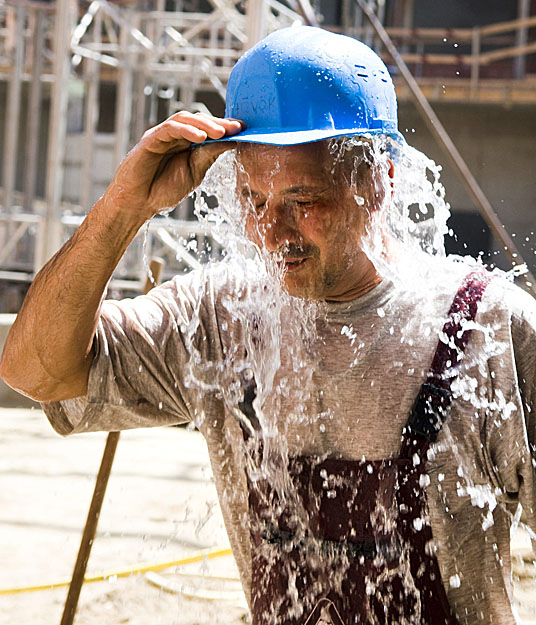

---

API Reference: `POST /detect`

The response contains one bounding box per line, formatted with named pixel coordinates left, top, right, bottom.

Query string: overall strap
left=400, top=270, right=492, bottom=461
left=238, top=374, right=260, bottom=440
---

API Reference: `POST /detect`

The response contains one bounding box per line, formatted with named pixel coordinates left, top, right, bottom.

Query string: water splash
left=144, top=136, right=535, bottom=623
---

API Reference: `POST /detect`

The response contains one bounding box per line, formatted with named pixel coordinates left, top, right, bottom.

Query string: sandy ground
left=1, top=407, right=535, bottom=625
left=0, top=408, right=248, bottom=625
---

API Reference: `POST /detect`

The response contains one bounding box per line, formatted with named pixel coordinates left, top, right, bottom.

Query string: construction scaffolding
left=0, top=0, right=304, bottom=304
left=0, top=0, right=535, bottom=310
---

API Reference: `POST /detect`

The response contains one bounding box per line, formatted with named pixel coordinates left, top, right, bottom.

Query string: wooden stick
left=59, top=432, right=120, bottom=625
left=355, top=0, right=536, bottom=294
left=60, top=257, right=165, bottom=625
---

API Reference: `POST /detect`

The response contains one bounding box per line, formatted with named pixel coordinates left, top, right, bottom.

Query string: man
left=1, top=26, right=535, bottom=625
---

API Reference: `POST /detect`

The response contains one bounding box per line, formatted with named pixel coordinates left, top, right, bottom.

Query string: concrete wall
left=412, top=0, right=517, bottom=28
left=398, top=102, right=536, bottom=273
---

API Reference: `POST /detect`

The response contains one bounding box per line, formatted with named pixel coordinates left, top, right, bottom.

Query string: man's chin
left=281, top=276, right=323, bottom=300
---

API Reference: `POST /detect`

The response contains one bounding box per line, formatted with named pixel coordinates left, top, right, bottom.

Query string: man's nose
left=261, top=201, right=299, bottom=252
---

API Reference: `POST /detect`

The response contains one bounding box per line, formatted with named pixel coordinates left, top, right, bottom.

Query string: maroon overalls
left=240, top=272, right=490, bottom=625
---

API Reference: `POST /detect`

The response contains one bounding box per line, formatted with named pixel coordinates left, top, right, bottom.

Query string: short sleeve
left=42, top=267, right=225, bottom=435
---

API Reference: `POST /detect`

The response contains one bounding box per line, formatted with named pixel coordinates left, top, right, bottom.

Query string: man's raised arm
left=0, top=112, right=241, bottom=403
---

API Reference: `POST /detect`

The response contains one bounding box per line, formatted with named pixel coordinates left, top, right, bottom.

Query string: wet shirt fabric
left=244, top=272, right=488, bottom=625
left=42, top=259, right=536, bottom=625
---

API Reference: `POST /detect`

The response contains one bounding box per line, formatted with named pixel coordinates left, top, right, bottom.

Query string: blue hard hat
left=215, top=25, right=403, bottom=146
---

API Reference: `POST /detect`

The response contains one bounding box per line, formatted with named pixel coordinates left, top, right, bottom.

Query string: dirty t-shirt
left=42, top=259, right=536, bottom=625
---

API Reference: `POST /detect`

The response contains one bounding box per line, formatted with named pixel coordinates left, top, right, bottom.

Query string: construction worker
left=1, top=26, right=535, bottom=625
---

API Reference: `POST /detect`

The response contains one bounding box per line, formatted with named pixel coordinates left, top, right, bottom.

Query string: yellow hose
left=0, top=546, right=232, bottom=596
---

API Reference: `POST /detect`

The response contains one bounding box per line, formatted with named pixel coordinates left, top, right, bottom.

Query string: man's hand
left=0, top=111, right=244, bottom=402
left=107, top=111, right=243, bottom=220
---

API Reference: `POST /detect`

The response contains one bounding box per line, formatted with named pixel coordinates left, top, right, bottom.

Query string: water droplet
left=419, top=474, right=430, bottom=487
left=449, top=574, right=461, bottom=588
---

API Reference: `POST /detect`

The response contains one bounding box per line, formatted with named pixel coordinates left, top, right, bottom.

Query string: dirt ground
left=1, top=407, right=535, bottom=625
left=0, top=408, right=248, bottom=625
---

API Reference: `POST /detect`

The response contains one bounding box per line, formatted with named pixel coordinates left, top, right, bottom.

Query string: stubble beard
left=281, top=260, right=342, bottom=301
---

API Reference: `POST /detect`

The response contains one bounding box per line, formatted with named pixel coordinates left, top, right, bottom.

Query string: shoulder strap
left=238, top=375, right=259, bottom=439
left=400, top=270, right=492, bottom=460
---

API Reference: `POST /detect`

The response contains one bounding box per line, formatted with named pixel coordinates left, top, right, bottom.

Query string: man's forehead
left=235, top=141, right=334, bottom=189
left=236, top=140, right=329, bottom=166
left=235, top=136, right=373, bottom=173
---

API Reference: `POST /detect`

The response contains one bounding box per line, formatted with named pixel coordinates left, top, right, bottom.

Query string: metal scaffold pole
left=37, top=0, right=74, bottom=271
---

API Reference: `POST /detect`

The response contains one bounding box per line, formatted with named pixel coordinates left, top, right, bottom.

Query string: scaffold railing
left=0, top=0, right=303, bottom=302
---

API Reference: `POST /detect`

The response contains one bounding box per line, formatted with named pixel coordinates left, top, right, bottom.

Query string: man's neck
left=324, top=266, right=383, bottom=302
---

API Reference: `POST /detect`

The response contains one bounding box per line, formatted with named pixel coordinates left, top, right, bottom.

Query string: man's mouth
left=280, top=258, right=309, bottom=272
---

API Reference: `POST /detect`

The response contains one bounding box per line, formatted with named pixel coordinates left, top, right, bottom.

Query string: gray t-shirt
left=42, top=258, right=536, bottom=625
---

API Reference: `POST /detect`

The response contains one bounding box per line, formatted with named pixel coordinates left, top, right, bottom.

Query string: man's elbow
left=0, top=348, right=47, bottom=401
left=0, top=348, right=38, bottom=400
left=0, top=347, right=88, bottom=403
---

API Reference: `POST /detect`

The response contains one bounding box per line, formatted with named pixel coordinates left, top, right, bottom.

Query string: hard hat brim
left=206, top=127, right=405, bottom=146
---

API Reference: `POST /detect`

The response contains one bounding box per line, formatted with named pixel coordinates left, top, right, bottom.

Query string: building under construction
left=0, top=0, right=535, bottom=312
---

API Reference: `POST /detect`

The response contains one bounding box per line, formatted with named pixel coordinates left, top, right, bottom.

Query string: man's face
left=236, top=140, right=383, bottom=301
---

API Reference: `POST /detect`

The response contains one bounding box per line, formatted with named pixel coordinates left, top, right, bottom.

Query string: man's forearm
left=0, top=196, right=146, bottom=402
left=0, top=111, right=241, bottom=402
